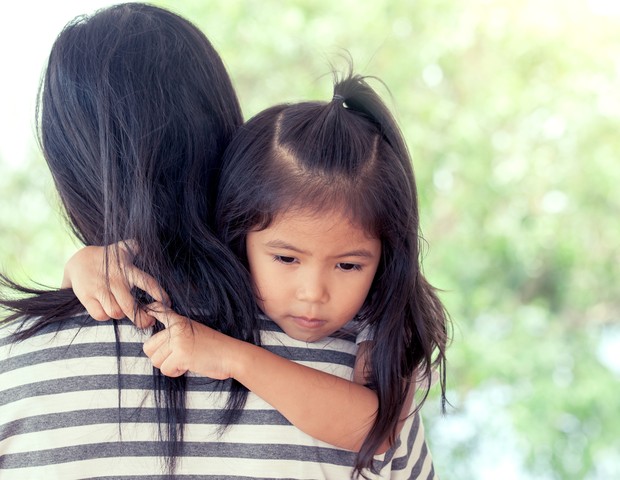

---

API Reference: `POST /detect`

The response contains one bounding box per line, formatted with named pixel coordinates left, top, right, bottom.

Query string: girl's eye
left=337, top=263, right=362, bottom=272
left=274, top=255, right=297, bottom=265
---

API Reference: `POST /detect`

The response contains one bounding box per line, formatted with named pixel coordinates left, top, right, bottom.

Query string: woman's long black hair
left=0, top=2, right=260, bottom=471
left=217, top=71, right=450, bottom=477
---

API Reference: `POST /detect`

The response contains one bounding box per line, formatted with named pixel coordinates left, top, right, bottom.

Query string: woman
left=0, top=3, right=437, bottom=478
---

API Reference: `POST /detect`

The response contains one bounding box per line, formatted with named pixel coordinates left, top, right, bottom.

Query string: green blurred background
left=1, top=1, right=618, bottom=478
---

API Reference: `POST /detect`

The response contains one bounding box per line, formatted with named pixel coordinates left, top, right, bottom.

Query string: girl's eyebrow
left=264, top=240, right=376, bottom=259
left=334, top=250, right=376, bottom=259
left=264, top=239, right=307, bottom=254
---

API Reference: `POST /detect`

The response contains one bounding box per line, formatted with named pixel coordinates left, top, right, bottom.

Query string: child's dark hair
left=217, top=71, right=450, bottom=477
left=0, top=2, right=260, bottom=472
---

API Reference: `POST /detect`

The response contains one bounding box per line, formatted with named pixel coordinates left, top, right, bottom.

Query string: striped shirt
left=0, top=314, right=437, bottom=479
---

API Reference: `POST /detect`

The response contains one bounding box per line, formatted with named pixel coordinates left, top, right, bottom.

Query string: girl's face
left=246, top=207, right=381, bottom=342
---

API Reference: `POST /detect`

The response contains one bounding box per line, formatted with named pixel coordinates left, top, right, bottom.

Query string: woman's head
left=40, top=2, right=242, bottom=249
left=36, top=8, right=260, bottom=461
left=218, top=73, right=420, bottom=321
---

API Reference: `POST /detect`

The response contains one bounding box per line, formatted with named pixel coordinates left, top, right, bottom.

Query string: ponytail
left=328, top=72, right=449, bottom=476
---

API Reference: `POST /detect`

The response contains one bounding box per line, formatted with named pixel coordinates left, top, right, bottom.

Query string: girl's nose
left=295, top=271, right=329, bottom=304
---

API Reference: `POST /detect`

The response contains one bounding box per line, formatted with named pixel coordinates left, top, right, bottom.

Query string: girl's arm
left=145, top=305, right=414, bottom=454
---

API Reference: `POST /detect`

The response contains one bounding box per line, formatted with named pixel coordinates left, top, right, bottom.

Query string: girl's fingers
left=146, top=343, right=170, bottom=369
left=109, top=280, right=138, bottom=321
left=147, top=303, right=179, bottom=329
left=100, top=264, right=163, bottom=328
left=99, top=274, right=153, bottom=328
left=118, top=239, right=140, bottom=256
left=128, top=267, right=171, bottom=306
left=143, top=332, right=187, bottom=377
left=159, top=356, right=187, bottom=378
left=83, top=298, right=111, bottom=322
left=114, top=241, right=167, bottom=306
left=108, top=273, right=153, bottom=328
left=99, top=293, right=126, bottom=320
left=142, top=304, right=193, bottom=378
left=143, top=330, right=169, bottom=357
left=133, top=311, right=156, bottom=329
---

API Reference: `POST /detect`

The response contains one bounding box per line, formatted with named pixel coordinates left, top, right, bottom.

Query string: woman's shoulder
left=0, top=314, right=149, bottom=361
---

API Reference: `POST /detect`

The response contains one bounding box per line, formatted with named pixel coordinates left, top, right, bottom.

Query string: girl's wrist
left=228, top=340, right=262, bottom=383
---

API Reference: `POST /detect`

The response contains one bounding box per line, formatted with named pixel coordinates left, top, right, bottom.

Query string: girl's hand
left=62, top=240, right=169, bottom=328
left=144, top=303, right=241, bottom=379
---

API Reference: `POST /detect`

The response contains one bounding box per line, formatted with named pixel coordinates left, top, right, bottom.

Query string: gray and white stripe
left=1, top=315, right=437, bottom=479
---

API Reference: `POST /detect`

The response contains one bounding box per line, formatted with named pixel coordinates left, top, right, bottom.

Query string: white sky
left=0, top=1, right=119, bottom=170
left=1, top=0, right=618, bottom=171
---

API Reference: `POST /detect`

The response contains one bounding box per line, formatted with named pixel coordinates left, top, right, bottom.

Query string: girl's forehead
left=273, top=205, right=342, bottom=223
left=252, top=207, right=381, bottom=257
left=270, top=206, right=377, bottom=240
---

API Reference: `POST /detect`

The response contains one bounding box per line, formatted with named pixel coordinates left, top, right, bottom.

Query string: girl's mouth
left=290, top=316, right=326, bottom=329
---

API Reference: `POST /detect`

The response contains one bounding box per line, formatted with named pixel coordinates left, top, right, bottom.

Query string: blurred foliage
left=1, top=0, right=619, bottom=478
left=0, top=151, right=78, bottom=288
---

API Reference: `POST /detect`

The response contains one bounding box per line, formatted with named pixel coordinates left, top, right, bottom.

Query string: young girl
left=64, top=72, right=449, bottom=477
